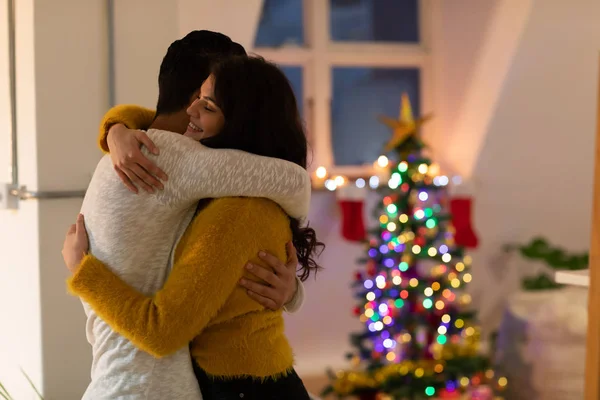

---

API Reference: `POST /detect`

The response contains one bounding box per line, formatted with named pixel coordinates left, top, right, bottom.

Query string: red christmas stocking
left=339, top=200, right=366, bottom=241
left=449, top=197, right=479, bottom=248
left=337, top=185, right=366, bottom=242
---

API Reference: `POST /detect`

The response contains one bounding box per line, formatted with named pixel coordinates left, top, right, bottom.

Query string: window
left=253, top=0, right=433, bottom=180
left=332, top=67, right=420, bottom=166
left=254, top=0, right=304, bottom=47
left=330, top=0, right=419, bottom=43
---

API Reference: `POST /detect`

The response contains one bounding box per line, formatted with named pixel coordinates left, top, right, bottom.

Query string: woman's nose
left=187, top=98, right=201, bottom=116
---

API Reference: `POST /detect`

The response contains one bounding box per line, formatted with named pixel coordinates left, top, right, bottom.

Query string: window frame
left=252, top=0, right=436, bottom=182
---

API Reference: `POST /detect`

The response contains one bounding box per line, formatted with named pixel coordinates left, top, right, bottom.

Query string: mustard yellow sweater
left=97, top=104, right=155, bottom=152
left=69, top=196, right=295, bottom=378
left=72, top=105, right=296, bottom=378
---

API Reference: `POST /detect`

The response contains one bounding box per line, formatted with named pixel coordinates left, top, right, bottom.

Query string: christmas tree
left=324, top=94, right=507, bottom=400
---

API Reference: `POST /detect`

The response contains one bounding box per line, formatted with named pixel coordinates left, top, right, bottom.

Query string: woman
left=63, top=56, right=324, bottom=399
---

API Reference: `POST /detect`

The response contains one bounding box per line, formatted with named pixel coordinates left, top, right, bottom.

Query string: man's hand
left=107, top=124, right=168, bottom=194
left=239, top=242, right=299, bottom=310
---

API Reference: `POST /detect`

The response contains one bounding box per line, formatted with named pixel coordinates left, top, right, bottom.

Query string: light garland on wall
left=313, top=155, right=462, bottom=192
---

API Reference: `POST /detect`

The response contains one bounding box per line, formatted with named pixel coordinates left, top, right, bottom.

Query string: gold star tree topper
left=379, top=93, right=432, bottom=152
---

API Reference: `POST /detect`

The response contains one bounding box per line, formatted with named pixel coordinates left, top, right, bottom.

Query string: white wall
left=177, top=0, right=263, bottom=51
left=0, top=0, right=107, bottom=398
left=112, top=0, right=178, bottom=107
left=441, top=0, right=534, bottom=177
left=467, top=0, right=600, bottom=329
left=0, top=0, right=10, bottom=184
left=0, top=0, right=44, bottom=396
left=427, top=0, right=600, bottom=332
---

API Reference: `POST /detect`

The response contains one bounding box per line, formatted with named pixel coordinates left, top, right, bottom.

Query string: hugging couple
left=61, top=29, right=324, bottom=400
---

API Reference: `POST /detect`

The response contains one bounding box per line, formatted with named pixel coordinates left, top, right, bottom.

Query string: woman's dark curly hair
left=201, top=55, right=324, bottom=280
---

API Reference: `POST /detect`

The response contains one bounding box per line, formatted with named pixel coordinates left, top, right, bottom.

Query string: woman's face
left=184, top=75, right=224, bottom=141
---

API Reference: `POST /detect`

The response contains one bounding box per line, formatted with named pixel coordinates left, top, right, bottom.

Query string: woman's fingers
left=137, top=157, right=167, bottom=185
left=241, top=267, right=288, bottom=309
left=244, top=263, right=280, bottom=287
left=258, top=250, right=290, bottom=277
left=134, top=130, right=159, bottom=156
left=133, top=132, right=168, bottom=182
left=125, top=164, right=155, bottom=193
left=243, top=286, right=279, bottom=311
left=114, top=167, right=139, bottom=193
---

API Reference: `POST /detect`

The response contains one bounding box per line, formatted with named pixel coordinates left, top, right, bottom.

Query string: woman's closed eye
left=197, top=98, right=214, bottom=112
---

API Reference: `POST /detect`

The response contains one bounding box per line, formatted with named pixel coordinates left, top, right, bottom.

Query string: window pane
left=330, top=0, right=419, bottom=43
left=254, top=0, right=304, bottom=47
left=331, top=67, right=420, bottom=166
left=280, top=66, right=304, bottom=118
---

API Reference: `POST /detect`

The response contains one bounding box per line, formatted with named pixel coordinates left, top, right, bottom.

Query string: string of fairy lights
left=312, top=155, right=461, bottom=193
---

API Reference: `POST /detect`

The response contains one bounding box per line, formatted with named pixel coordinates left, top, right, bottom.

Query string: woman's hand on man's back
left=107, top=124, right=168, bottom=193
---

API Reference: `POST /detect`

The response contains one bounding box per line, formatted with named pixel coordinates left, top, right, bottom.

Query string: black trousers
left=193, top=360, right=311, bottom=400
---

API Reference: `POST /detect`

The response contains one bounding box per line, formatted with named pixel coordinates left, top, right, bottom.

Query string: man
left=67, top=30, right=310, bottom=399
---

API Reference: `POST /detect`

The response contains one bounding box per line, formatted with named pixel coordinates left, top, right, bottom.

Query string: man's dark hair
left=155, top=30, right=246, bottom=115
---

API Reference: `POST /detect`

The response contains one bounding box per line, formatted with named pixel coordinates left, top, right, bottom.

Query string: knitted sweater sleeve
left=68, top=198, right=290, bottom=358
left=143, top=130, right=311, bottom=220
left=97, top=105, right=156, bottom=153
left=284, top=276, right=305, bottom=313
